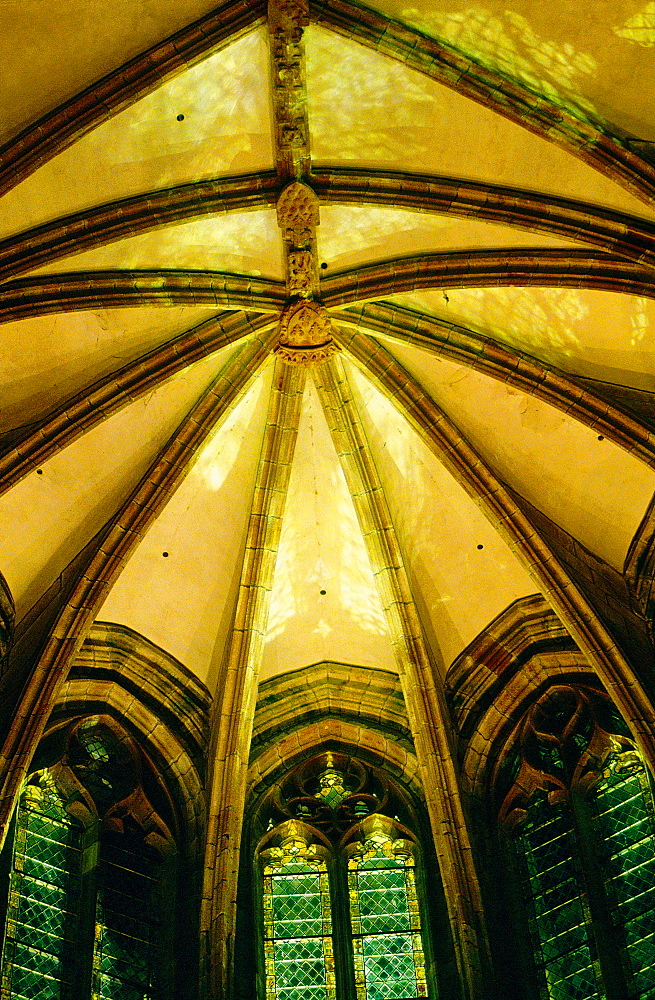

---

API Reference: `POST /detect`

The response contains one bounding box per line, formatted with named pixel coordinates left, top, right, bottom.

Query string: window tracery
left=496, top=684, right=655, bottom=1000
left=0, top=717, right=176, bottom=1000
left=256, top=753, right=429, bottom=1000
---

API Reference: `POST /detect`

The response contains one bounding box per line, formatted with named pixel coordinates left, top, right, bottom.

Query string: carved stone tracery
left=273, top=298, right=340, bottom=366
left=496, top=685, right=641, bottom=829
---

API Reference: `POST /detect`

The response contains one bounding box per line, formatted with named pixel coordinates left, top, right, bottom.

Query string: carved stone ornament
left=287, top=250, right=313, bottom=296
left=276, top=181, right=319, bottom=245
left=273, top=299, right=340, bottom=367
left=268, top=0, right=309, bottom=29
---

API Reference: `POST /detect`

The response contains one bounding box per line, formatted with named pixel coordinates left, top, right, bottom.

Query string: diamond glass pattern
left=514, top=796, right=602, bottom=1000
left=1, top=790, right=81, bottom=1000
left=593, top=758, right=655, bottom=992
left=263, top=856, right=334, bottom=1000
left=92, top=832, right=160, bottom=1000
left=349, top=846, right=427, bottom=1000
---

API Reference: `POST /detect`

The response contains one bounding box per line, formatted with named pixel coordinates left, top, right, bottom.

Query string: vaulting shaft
left=0, top=333, right=276, bottom=846
left=338, top=331, right=655, bottom=768
left=313, top=355, right=491, bottom=1000
left=201, top=360, right=306, bottom=999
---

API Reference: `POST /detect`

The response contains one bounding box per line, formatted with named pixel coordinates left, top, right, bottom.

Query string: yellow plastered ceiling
left=1, top=0, right=655, bottom=692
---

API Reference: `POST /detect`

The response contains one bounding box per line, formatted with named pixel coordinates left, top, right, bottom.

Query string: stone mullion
left=0, top=333, right=275, bottom=848
left=340, top=332, right=655, bottom=763
left=314, top=356, right=490, bottom=1000
left=320, top=248, right=655, bottom=307
left=0, top=312, right=276, bottom=495
left=0, top=269, right=286, bottom=324
left=337, top=304, right=655, bottom=469
left=0, top=0, right=266, bottom=198
left=201, top=359, right=305, bottom=1000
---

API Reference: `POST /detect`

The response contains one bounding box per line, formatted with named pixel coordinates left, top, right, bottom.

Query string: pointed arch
left=0, top=334, right=274, bottom=846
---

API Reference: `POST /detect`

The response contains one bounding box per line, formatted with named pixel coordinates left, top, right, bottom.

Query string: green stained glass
left=263, top=855, right=334, bottom=1000
left=349, top=845, right=427, bottom=1000
left=593, top=759, right=655, bottom=993
left=1, top=785, right=81, bottom=1000
left=93, top=833, right=160, bottom=1000
left=514, top=796, right=602, bottom=1000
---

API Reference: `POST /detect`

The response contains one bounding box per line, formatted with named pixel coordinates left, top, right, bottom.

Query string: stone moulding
left=273, top=298, right=340, bottom=366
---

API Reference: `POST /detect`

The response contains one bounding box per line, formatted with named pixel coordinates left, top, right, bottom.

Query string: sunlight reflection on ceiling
left=194, top=357, right=268, bottom=493
left=614, top=2, right=655, bottom=46
left=265, top=380, right=390, bottom=648
left=398, top=5, right=599, bottom=117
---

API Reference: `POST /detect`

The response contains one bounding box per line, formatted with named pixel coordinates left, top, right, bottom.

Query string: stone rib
left=311, top=0, right=655, bottom=206
left=314, top=355, right=490, bottom=1000
left=0, top=331, right=275, bottom=845
left=5, top=169, right=655, bottom=283
left=0, top=270, right=286, bottom=324
left=312, top=168, right=655, bottom=269
left=339, top=332, right=655, bottom=759
left=320, top=249, right=655, bottom=307
left=0, top=311, right=273, bottom=494
left=338, top=302, right=655, bottom=468
left=0, top=172, right=280, bottom=283
left=200, top=360, right=305, bottom=999
left=0, top=0, right=266, bottom=197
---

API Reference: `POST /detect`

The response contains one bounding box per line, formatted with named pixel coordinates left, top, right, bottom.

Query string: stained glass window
left=258, top=754, right=433, bottom=1000
left=500, top=685, right=655, bottom=1000
left=93, top=828, right=161, bottom=1000
left=513, top=795, right=602, bottom=1000
left=1, top=721, right=174, bottom=1000
left=262, top=834, right=335, bottom=1000
left=1, top=779, right=81, bottom=1000
left=593, top=756, right=655, bottom=997
left=348, top=834, right=427, bottom=1000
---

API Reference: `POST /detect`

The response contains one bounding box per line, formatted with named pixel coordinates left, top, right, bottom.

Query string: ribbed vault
left=1, top=2, right=655, bottom=998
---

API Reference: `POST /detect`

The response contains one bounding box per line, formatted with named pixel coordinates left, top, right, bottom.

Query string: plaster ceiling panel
left=32, top=211, right=285, bottom=281
left=0, top=306, right=221, bottom=434
left=260, top=378, right=398, bottom=682
left=305, top=26, right=653, bottom=221
left=369, top=0, right=655, bottom=141
left=0, top=29, right=274, bottom=240
left=390, top=288, right=655, bottom=390
left=316, top=206, right=574, bottom=272
left=0, top=0, right=238, bottom=147
left=97, top=367, right=272, bottom=687
left=0, top=347, right=230, bottom=621
left=385, top=338, right=655, bottom=571
left=346, top=360, right=536, bottom=675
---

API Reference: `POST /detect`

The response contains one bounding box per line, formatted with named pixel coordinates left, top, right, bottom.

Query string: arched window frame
left=493, top=683, right=655, bottom=1000
left=0, top=715, right=178, bottom=1000
left=253, top=752, right=433, bottom=1000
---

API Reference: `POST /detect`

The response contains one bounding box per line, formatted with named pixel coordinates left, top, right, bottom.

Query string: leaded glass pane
left=263, top=855, right=334, bottom=1000
left=593, top=759, right=655, bottom=995
left=513, top=796, right=602, bottom=1000
left=93, top=832, right=161, bottom=1000
left=349, top=844, right=427, bottom=1000
left=1, top=785, right=81, bottom=1000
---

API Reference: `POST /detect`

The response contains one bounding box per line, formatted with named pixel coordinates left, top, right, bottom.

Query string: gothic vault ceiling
left=1, top=0, right=655, bottom=703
